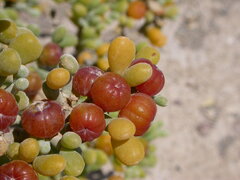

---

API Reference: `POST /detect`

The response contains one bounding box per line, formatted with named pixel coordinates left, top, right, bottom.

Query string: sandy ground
left=2, top=0, right=240, bottom=179
left=144, top=0, right=240, bottom=180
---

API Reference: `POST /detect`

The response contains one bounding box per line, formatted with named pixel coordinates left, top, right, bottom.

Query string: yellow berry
left=123, top=63, right=152, bottom=87
left=77, top=51, right=93, bottom=65
left=33, top=154, right=66, bottom=176
left=108, top=118, right=136, bottom=141
left=96, top=57, right=109, bottom=71
left=46, top=68, right=70, bottom=90
left=113, top=137, right=145, bottom=166
left=108, top=36, right=135, bottom=75
left=19, top=138, right=40, bottom=163
left=96, top=43, right=110, bottom=57
left=95, top=133, right=113, bottom=155
left=146, top=27, right=167, bottom=47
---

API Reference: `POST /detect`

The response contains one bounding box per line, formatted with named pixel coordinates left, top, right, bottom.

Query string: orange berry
left=95, top=133, right=113, bottom=155
left=127, top=1, right=147, bottom=19
left=146, top=27, right=167, bottom=47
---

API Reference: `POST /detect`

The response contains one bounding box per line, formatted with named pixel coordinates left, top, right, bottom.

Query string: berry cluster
left=0, top=25, right=167, bottom=179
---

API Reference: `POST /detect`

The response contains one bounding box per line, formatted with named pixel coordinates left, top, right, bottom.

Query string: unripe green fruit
left=0, top=20, right=17, bottom=44
left=52, top=26, right=67, bottom=44
left=59, top=54, right=79, bottom=74
left=15, top=91, right=29, bottom=110
left=0, top=48, right=21, bottom=76
left=14, top=78, right=29, bottom=91
left=9, top=32, right=43, bottom=64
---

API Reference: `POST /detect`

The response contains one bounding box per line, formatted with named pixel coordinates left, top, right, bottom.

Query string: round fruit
left=46, top=68, right=70, bottom=90
left=0, top=21, right=17, bottom=44
left=22, top=100, right=65, bottom=138
left=7, top=142, right=20, bottom=160
left=113, top=137, right=145, bottom=166
left=108, top=118, right=136, bottom=141
left=119, top=93, right=157, bottom=136
left=70, top=103, right=105, bottom=142
left=108, top=36, right=135, bottom=75
left=146, top=27, right=167, bottom=47
left=61, top=132, right=82, bottom=149
left=0, top=89, right=18, bottom=131
left=19, top=138, right=40, bottom=163
left=72, top=3, right=87, bottom=17
left=16, top=65, right=29, bottom=78
left=132, top=59, right=165, bottom=96
left=14, top=78, right=29, bottom=91
left=14, top=91, right=29, bottom=110
left=96, top=43, right=110, bottom=57
left=95, top=133, right=113, bottom=155
left=59, top=54, right=79, bottom=74
left=9, top=31, right=43, bottom=64
left=123, top=62, right=152, bottom=87
left=97, top=57, right=109, bottom=71
left=24, top=72, right=42, bottom=99
left=60, top=150, right=85, bottom=176
left=135, top=46, right=160, bottom=65
left=96, top=149, right=108, bottom=165
left=77, top=51, right=93, bottom=65
left=0, top=48, right=21, bottom=76
left=72, top=66, right=103, bottom=96
left=90, top=72, right=131, bottom=112
left=33, top=154, right=66, bottom=176
left=83, top=148, right=97, bottom=165
left=38, top=42, right=63, bottom=67
left=0, top=160, right=38, bottom=180
left=127, top=1, right=147, bottom=19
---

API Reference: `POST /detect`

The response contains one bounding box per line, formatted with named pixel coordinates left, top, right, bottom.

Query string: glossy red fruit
left=70, top=103, right=105, bottom=142
left=131, top=59, right=165, bottom=96
left=72, top=66, right=104, bottom=96
left=0, top=89, right=18, bottom=131
left=22, top=100, right=65, bottom=138
left=90, top=72, right=131, bottom=112
left=38, top=42, right=63, bottom=67
left=0, top=160, right=38, bottom=180
left=119, top=93, right=157, bottom=136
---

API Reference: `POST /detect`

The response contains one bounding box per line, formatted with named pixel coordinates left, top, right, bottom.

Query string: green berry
left=14, top=78, right=29, bottom=91
left=38, top=140, right=51, bottom=155
left=59, top=54, right=79, bottom=74
left=9, top=31, right=43, bottom=64
left=0, top=21, right=17, bottom=44
left=16, top=65, right=29, bottom=78
left=61, top=132, right=82, bottom=150
left=52, top=26, right=67, bottom=44
left=0, top=48, right=21, bottom=76
left=15, top=91, right=29, bottom=110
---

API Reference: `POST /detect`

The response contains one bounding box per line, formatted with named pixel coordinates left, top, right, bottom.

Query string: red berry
left=24, top=72, right=42, bottom=99
left=72, top=66, right=104, bottom=96
left=38, top=42, right=63, bottom=67
left=0, top=160, right=38, bottom=180
left=70, top=103, right=105, bottom=142
left=0, top=89, right=18, bottom=131
left=119, top=93, right=157, bottom=136
left=132, top=59, right=165, bottom=96
left=90, top=72, right=131, bottom=112
left=22, top=100, right=65, bottom=138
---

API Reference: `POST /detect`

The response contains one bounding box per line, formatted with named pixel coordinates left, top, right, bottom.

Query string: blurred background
left=1, top=0, right=240, bottom=179
left=153, top=0, right=240, bottom=179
